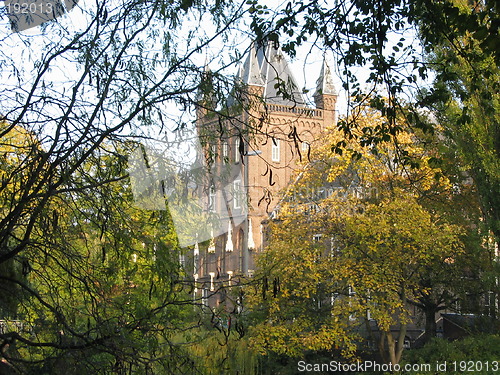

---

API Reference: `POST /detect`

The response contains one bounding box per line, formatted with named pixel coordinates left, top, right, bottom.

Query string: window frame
left=271, top=138, right=280, bottom=162
left=235, top=138, right=240, bottom=163
left=233, top=179, right=242, bottom=209
left=209, top=183, right=216, bottom=212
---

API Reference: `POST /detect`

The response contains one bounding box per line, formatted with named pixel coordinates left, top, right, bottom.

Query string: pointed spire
left=197, top=63, right=212, bottom=97
left=235, top=63, right=242, bottom=82
left=234, top=40, right=309, bottom=106
left=241, top=42, right=265, bottom=87
left=314, top=58, right=337, bottom=96
left=225, top=223, right=233, bottom=252
left=225, top=63, right=244, bottom=108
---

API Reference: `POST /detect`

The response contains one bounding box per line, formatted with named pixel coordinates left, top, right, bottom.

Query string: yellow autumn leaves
left=245, top=106, right=470, bottom=363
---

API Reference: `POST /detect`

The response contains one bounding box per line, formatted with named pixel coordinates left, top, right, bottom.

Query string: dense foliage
left=245, top=110, right=489, bottom=365
left=402, top=335, right=500, bottom=374
left=0, top=0, right=498, bottom=372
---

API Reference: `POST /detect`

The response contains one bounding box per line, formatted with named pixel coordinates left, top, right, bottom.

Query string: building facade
left=194, top=42, right=338, bottom=307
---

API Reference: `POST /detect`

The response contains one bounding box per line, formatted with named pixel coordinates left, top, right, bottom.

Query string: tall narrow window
left=211, top=144, right=217, bottom=160
left=209, top=184, right=216, bottom=212
left=233, top=179, right=241, bottom=209
left=202, top=288, right=208, bottom=306
left=302, top=141, right=309, bottom=152
left=209, top=272, right=215, bottom=291
left=222, top=142, right=228, bottom=159
left=235, top=138, right=240, bottom=163
left=272, top=138, right=280, bottom=162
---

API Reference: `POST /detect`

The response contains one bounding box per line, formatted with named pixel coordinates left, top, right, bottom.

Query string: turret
left=314, top=59, right=337, bottom=110
left=196, top=64, right=216, bottom=121
left=314, top=58, right=337, bottom=125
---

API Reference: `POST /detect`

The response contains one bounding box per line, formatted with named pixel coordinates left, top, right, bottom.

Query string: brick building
left=194, top=42, right=338, bottom=307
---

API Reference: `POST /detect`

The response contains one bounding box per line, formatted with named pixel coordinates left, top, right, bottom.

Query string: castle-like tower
left=195, top=42, right=337, bottom=307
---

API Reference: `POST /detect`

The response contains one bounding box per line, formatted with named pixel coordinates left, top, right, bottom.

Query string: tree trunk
left=395, top=323, right=407, bottom=364
left=386, top=332, right=397, bottom=365
left=424, top=307, right=437, bottom=343
left=378, top=331, right=388, bottom=364
left=381, top=324, right=407, bottom=366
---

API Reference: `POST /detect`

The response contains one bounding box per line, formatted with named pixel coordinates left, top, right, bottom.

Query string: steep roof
left=240, top=43, right=265, bottom=87
left=240, top=41, right=307, bottom=107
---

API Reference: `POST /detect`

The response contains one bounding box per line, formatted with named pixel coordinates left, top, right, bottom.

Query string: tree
left=247, top=0, right=499, bottom=241
left=0, top=0, right=267, bottom=371
left=0, top=132, right=204, bottom=372
left=421, top=1, right=500, bottom=242
left=0, top=0, right=251, bottom=266
left=337, top=196, right=464, bottom=365
left=416, top=0, right=500, bottom=319
left=0, top=123, right=39, bottom=330
left=246, top=109, right=484, bottom=365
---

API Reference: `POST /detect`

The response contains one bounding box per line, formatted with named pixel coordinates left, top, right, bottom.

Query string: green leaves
left=245, top=103, right=483, bottom=364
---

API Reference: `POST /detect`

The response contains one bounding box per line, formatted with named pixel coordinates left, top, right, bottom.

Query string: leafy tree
left=246, top=110, right=484, bottom=365
left=0, top=0, right=274, bottom=371
left=248, top=0, right=499, bottom=241
left=415, top=0, right=500, bottom=319
left=421, top=1, right=500, bottom=242
left=337, top=196, right=464, bottom=365
left=0, top=123, right=39, bottom=320
left=0, top=131, right=205, bottom=372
